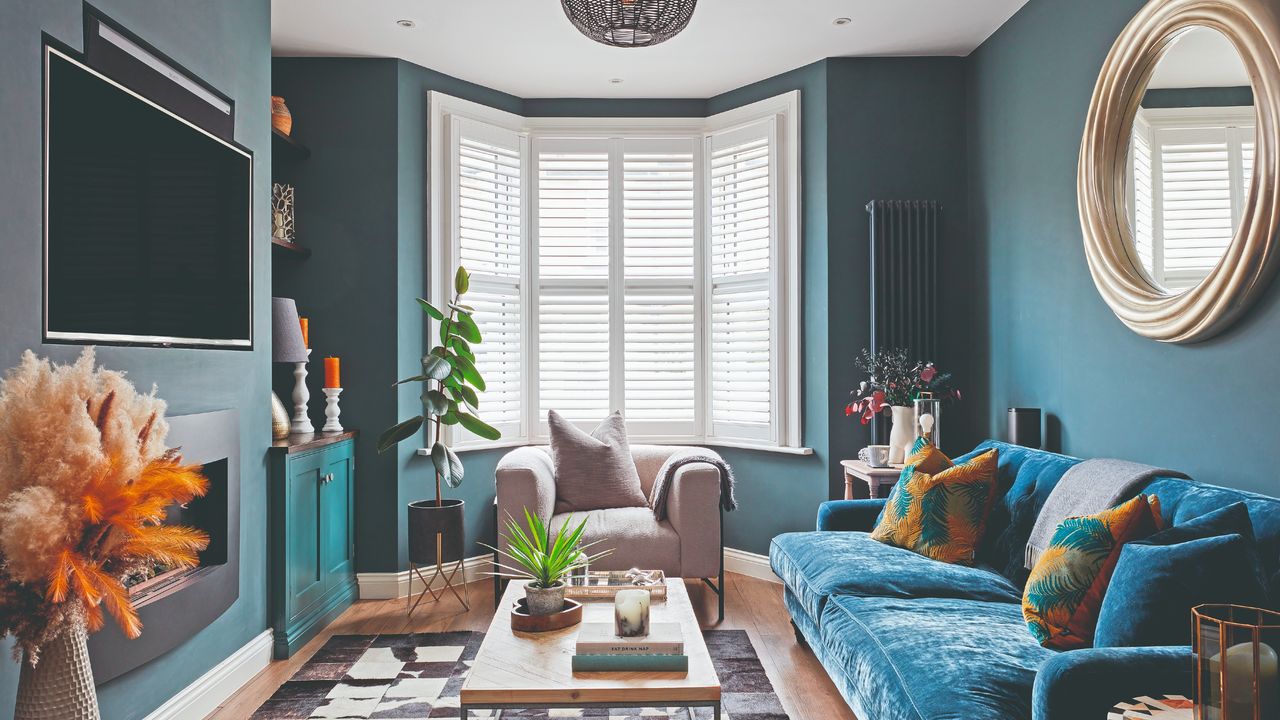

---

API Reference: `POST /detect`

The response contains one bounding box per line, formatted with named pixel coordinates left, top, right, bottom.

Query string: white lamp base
left=322, top=387, right=343, bottom=433
left=291, top=349, right=314, bottom=434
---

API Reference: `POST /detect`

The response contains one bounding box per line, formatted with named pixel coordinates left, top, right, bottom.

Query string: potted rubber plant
left=379, top=267, right=501, bottom=579
left=482, top=509, right=612, bottom=615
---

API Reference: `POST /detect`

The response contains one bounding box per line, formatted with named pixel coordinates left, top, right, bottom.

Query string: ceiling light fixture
left=395, top=19, right=416, bottom=28
left=833, top=17, right=852, bottom=26
left=561, top=0, right=698, bottom=48
left=610, top=78, right=624, bottom=84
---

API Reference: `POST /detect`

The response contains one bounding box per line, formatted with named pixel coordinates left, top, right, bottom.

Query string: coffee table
left=460, top=578, right=721, bottom=718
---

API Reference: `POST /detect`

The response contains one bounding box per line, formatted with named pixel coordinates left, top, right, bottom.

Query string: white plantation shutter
left=708, top=120, right=776, bottom=441
left=1130, top=115, right=1156, bottom=275
left=449, top=118, right=524, bottom=440
left=536, top=142, right=612, bottom=424
left=623, top=140, right=697, bottom=433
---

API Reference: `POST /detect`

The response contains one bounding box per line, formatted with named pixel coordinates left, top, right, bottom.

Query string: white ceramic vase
left=888, top=405, right=914, bottom=465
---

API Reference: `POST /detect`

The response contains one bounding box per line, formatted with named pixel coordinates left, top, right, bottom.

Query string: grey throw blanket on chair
left=649, top=454, right=739, bottom=522
left=1025, top=458, right=1187, bottom=569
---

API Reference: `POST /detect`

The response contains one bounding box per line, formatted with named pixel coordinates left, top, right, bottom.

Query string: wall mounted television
left=43, top=46, right=253, bottom=349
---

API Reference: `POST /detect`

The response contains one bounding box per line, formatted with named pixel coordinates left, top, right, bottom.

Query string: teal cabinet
left=269, top=432, right=357, bottom=659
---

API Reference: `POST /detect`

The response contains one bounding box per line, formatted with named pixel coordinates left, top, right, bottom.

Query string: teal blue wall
left=1142, top=85, right=1254, bottom=108
left=967, top=0, right=1280, bottom=494
left=0, top=1, right=272, bottom=717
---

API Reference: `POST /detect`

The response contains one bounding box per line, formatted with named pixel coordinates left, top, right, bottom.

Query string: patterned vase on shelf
left=888, top=405, right=914, bottom=465
left=271, top=95, right=292, bottom=136
left=14, top=621, right=100, bottom=720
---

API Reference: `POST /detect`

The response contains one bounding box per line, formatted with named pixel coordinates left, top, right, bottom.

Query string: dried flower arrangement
left=0, top=349, right=209, bottom=664
left=845, top=347, right=960, bottom=424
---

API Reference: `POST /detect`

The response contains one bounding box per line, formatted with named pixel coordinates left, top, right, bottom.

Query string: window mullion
left=526, top=134, right=541, bottom=441
left=608, top=138, right=626, bottom=418
left=697, top=135, right=712, bottom=441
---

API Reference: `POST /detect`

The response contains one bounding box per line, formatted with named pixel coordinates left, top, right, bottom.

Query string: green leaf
left=454, top=312, right=482, bottom=343
left=377, top=416, right=423, bottom=453
left=421, top=389, right=450, bottom=416
left=439, top=411, right=460, bottom=426
left=443, top=445, right=464, bottom=488
left=392, top=374, right=427, bottom=386
left=454, top=266, right=470, bottom=295
left=416, top=298, right=444, bottom=321
left=458, top=412, right=501, bottom=441
left=430, top=442, right=450, bottom=482
left=459, top=385, right=479, bottom=409
left=421, top=354, right=452, bottom=381
left=449, top=302, right=475, bottom=314
left=448, top=337, right=475, bottom=363
left=451, top=354, right=487, bottom=392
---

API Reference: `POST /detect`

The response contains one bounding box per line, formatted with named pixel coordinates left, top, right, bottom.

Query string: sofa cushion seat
left=770, top=531, right=1023, bottom=624
left=819, top=595, right=1056, bottom=720
left=550, top=507, right=680, bottom=576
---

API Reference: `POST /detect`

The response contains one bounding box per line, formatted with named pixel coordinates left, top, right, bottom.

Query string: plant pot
left=14, top=622, right=100, bottom=720
left=888, top=405, right=914, bottom=464
left=408, top=498, right=465, bottom=566
left=524, top=581, right=567, bottom=616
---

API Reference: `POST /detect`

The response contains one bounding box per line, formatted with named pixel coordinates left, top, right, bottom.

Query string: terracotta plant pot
left=407, top=498, right=465, bottom=566
left=14, top=622, right=100, bottom=720
left=524, top=581, right=566, bottom=616
left=270, top=95, right=292, bottom=136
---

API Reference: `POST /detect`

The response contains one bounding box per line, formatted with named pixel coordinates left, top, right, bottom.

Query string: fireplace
left=87, top=409, right=241, bottom=684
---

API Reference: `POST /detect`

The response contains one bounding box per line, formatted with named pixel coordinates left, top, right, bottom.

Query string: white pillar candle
left=614, top=589, right=650, bottom=638
left=1207, top=642, right=1279, bottom=720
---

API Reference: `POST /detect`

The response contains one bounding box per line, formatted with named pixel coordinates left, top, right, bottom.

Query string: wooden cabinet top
left=270, top=430, right=357, bottom=455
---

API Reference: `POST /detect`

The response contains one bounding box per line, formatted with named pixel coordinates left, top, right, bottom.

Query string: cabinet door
left=285, top=452, right=327, bottom=621
left=320, top=446, right=354, bottom=591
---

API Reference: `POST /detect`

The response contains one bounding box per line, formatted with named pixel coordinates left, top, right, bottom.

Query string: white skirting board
left=142, top=629, right=273, bottom=720
left=357, top=548, right=778, bottom=600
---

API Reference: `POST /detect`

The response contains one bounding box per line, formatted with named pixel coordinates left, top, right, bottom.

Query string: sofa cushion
left=770, top=531, right=1022, bottom=625
left=1095, top=533, right=1267, bottom=648
left=551, top=507, right=680, bottom=576
left=548, top=410, right=649, bottom=513
left=871, top=446, right=1000, bottom=565
left=1022, top=494, right=1163, bottom=649
left=818, top=595, right=1056, bottom=720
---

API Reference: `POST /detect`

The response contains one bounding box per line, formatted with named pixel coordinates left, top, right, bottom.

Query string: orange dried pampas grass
left=0, top=349, right=208, bottom=663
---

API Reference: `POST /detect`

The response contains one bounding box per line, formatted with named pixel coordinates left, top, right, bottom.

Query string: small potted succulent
left=482, top=509, right=612, bottom=616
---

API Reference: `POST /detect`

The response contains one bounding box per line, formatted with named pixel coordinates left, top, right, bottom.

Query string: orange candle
left=299, top=317, right=309, bottom=348
left=324, top=357, right=341, bottom=388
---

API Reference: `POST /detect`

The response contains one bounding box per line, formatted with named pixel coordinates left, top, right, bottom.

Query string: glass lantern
left=1193, top=604, right=1280, bottom=720
left=913, top=393, right=942, bottom=451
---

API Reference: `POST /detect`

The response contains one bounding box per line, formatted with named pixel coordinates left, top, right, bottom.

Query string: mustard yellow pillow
left=870, top=445, right=1000, bottom=565
left=1022, top=494, right=1163, bottom=649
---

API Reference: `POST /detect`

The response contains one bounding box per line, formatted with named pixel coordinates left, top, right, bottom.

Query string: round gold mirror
left=1079, top=0, right=1280, bottom=343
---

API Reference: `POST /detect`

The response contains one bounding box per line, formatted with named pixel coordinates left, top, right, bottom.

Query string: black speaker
left=1008, top=408, right=1042, bottom=448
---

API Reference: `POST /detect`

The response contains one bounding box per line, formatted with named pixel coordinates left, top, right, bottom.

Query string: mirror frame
left=1079, top=0, right=1280, bottom=343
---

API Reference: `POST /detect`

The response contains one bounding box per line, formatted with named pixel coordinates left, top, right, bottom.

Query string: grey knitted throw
left=1025, top=457, right=1187, bottom=569
left=649, top=454, right=738, bottom=522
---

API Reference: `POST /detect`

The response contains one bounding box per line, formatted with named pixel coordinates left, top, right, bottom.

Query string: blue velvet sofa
left=770, top=441, right=1280, bottom=720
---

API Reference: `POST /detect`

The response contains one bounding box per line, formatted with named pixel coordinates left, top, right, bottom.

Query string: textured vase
left=524, top=581, right=566, bottom=616
left=888, top=405, right=914, bottom=465
left=14, top=622, right=100, bottom=720
left=270, top=95, right=292, bottom=136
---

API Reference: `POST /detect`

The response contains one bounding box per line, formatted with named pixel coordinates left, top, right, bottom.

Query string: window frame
left=427, top=90, right=805, bottom=453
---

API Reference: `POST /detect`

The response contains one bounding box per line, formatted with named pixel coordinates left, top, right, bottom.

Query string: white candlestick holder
left=322, top=387, right=343, bottom=433
left=291, top=348, right=314, bottom=434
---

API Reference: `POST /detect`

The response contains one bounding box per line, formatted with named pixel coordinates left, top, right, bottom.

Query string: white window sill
left=437, top=437, right=813, bottom=457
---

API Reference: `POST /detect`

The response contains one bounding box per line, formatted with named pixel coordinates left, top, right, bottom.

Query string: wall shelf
left=272, top=236, right=311, bottom=259
left=272, top=128, right=311, bottom=162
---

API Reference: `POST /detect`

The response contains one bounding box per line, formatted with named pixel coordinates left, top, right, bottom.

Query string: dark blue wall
left=967, top=0, right=1280, bottom=494
left=0, top=1, right=272, bottom=717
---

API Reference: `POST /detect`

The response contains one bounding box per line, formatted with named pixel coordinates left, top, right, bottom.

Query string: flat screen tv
left=44, top=46, right=253, bottom=349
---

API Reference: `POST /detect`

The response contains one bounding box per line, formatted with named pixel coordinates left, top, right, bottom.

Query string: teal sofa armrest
left=817, top=499, right=887, bottom=532
left=1033, top=645, right=1193, bottom=720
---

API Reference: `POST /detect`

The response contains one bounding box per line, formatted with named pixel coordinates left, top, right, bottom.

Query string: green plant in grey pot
left=378, top=267, right=501, bottom=600
left=482, top=509, right=613, bottom=615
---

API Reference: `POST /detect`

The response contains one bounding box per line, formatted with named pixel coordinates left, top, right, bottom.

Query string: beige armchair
left=494, top=444, right=726, bottom=619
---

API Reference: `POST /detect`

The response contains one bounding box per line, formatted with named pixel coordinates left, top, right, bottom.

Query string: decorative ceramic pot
left=407, top=498, right=465, bottom=567
left=888, top=405, right=914, bottom=464
left=14, top=622, right=100, bottom=720
left=270, top=95, right=292, bottom=136
left=524, top=581, right=566, bottom=616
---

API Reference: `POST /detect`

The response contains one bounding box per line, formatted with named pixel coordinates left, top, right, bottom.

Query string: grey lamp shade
left=272, top=297, right=309, bottom=363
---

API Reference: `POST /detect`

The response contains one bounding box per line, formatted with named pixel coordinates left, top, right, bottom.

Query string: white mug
left=860, top=445, right=892, bottom=468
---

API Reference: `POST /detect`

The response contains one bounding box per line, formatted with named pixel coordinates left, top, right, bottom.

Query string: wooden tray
left=564, top=570, right=668, bottom=600
left=510, top=597, right=583, bottom=633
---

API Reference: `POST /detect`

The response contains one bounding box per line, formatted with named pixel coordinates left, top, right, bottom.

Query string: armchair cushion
left=550, top=507, right=682, bottom=576
left=548, top=410, right=648, bottom=513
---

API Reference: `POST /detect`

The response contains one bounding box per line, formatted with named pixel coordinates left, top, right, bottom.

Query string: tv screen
left=44, top=47, right=252, bottom=348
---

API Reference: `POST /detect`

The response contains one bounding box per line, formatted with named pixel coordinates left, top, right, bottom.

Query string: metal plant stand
left=408, top=533, right=469, bottom=615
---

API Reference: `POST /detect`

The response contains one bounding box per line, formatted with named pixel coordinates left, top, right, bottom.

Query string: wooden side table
left=841, top=459, right=905, bottom=500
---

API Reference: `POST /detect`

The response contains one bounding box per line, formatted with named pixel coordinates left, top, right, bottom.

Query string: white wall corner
left=142, top=629, right=273, bottom=720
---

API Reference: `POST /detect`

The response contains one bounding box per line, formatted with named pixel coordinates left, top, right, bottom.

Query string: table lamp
left=272, top=297, right=313, bottom=436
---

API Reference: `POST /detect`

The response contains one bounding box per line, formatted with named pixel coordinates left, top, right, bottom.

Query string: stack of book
left=571, top=622, right=688, bottom=672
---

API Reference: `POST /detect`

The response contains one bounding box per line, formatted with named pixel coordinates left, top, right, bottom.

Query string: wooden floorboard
left=209, top=572, right=856, bottom=720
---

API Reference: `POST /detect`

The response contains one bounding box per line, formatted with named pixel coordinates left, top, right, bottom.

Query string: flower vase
left=14, top=622, right=100, bottom=720
left=888, top=405, right=914, bottom=465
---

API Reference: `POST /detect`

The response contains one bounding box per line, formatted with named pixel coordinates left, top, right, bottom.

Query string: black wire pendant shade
left=561, top=0, right=698, bottom=48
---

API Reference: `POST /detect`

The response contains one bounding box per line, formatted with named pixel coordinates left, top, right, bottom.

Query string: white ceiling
left=1149, top=26, right=1251, bottom=90
left=271, top=0, right=1030, bottom=99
